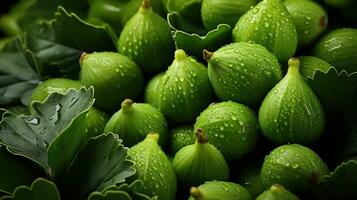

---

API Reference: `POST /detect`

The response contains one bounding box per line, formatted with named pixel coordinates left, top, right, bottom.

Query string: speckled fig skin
left=232, top=0, right=298, bottom=61
left=261, top=144, right=329, bottom=194
left=169, top=125, right=196, bottom=154
left=84, top=106, right=109, bottom=140
left=188, top=181, right=253, bottom=200
left=284, top=0, right=328, bottom=48
left=204, top=42, right=282, bottom=107
left=128, top=133, right=177, bottom=200
left=256, top=184, right=300, bottom=200
left=194, top=101, right=259, bottom=160
left=172, top=129, right=229, bottom=187
left=79, top=52, right=144, bottom=112
left=259, top=58, right=325, bottom=145
left=117, top=0, right=175, bottom=73
left=157, top=49, right=214, bottom=124
left=201, top=0, right=257, bottom=30
left=144, top=72, right=164, bottom=108
left=312, top=28, right=357, bottom=73
left=104, top=99, right=169, bottom=147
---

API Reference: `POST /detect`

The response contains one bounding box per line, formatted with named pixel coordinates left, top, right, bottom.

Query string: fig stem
left=190, top=187, right=203, bottom=199
left=287, top=57, right=300, bottom=75
left=140, top=0, right=151, bottom=10
left=202, top=49, right=213, bottom=61
left=195, top=128, right=208, bottom=144
left=174, top=49, right=187, bottom=60
left=147, top=132, right=160, bottom=142
left=121, top=99, right=134, bottom=111
left=79, top=52, right=87, bottom=65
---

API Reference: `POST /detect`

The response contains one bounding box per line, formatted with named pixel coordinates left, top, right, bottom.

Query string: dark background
left=0, top=1, right=18, bottom=37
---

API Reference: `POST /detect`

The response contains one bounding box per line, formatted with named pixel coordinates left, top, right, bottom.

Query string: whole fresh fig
left=194, top=101, right=259, bottom=160
left=256, top=184, right=300, bottom=200
left=201, top=0, right=257, bottom=30
left=118, top=0, right=175, bottom=73
left=284, top=0, right=328, bottom=48
left=261, top=144, right=329, bottom=194
left=79, top=52, right=144, bottom=112
left=128, top=133, right=177, bottom=200
left=312, top=28, right=357, bottom=73
left=157, top=49, right=214, bottom=123
left=144, top=72, right=164, bottom=108
left=172, top=129, right=229, bottom=187
left=259, top=58, right=325, bottom=144
left=188, top=181, right=253, bottom=200
left=204, top=42, right=282, bottom=106
left=104, top=99, right=168, bottom=147
left=169, top=125, right=196, bottom=154
left=232, top=0, right=298, bottom=61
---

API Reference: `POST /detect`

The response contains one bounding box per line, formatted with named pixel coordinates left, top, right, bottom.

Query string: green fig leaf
left=315, top=160, right=357, bottom=199
left=0, top=87, right=94, bottom=173
left=88, top=180, right=158, bottom=200
left=167, top=12, right=206, bottom=35
left=58, top=133, right=136, bottom=200
left=307, top=67, right=357, bottom=132
left=168, top=18, right=232, bottom=59
left=26, top=6, right=117, bottom=78
left=0, top=146, right=41, bottom=195
left=0, top=37, right=40, bottom=106
left=0, top=178, right=61, bottom=200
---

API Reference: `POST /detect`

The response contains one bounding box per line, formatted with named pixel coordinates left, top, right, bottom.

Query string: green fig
left=204, top=42, right=282, bottom=106
left=84, top=106, right=109, bottom=140
left=121, top=0, right=165, bottom=25
left=169, top=125, right=196, bottom=154
left=232, top=0, right=298, bottom=61
left=298, top=56, right=332, bottom=80
left=128, top=133, right=177, bottom=200
left=104, top=99, right=168, bottom=147
left=261, top=144, right=329, bottom=194
left=79, top=52, right=144, bottom=112
left=144, top=72, right=164, bottom=108
left=258, top=58, right=325, bottom=144
left=284, top=0, right=328, bottom=48
left=172, top=129, right=229, bottom=186
left=236, top=161, right=265, bottom=197
left=256, top=184, right=300, bottom=200
left=30, top=78, right=83, bottom=103
left=194, top=101, right=259, bottom=160
left=188, top=181, right=253, bottom=200
left=312, top=28, right=357, bottom=73
left=157, top=49, right=214, bottom=123
left=117, top=0, right=175, bottom=73
left=201, top=0, right=257, bottom=30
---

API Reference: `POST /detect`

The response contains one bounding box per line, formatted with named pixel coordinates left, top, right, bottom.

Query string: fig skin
left=169, top=125, right=196, bottom=154
left=172, top=129, right=229, bottom=187
left=144, top=72, right=164, bottom=108
left=284, top=0, right=328, bottom=48
left=201, top=0, right=257, bottom=31
left=157, top=49, right=214, bottom=124
left=256, top=184, right=300, bottom=200
left=188, top=181, right=253, bottom=200
left=128, top=133, right=177, bottom=200
left=204, top=42, right=282, bottom=107
left=79, top=52, right=144, bottom=112
left=258, top=58, right=325, bottom=145
left=104, top=99, right=169, bottom=147
left=121, top=0, right=165, bottom=25
left=312, top=28, right=357, bottom=73
left=261, top=144, right=329, bottom=194
left=117, top=0, right=175, bottom=73
left=194, top=101, right=259, bottom=160
left=232, top=0, right=298, bottom=62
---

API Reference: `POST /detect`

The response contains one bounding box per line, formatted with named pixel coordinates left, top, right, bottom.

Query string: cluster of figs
left=30, top=0, right=357, bottom=199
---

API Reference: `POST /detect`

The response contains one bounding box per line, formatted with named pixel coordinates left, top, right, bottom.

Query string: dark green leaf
left=88, top=180, right=158, bottom=200
left=0, top=87, right=94, bottom=173
left=0, top=37, right=40, bottom=106
left=0, top=146, right=41, bottom=195
left=167, top=12, right=206, bottom=35
left=59, top=133, right=136, bottom=200
left=1, top=178, right=61, bottom=200
left=26, top=6, right=117, bottom=78
left=315, top=160, right=357, bottom=200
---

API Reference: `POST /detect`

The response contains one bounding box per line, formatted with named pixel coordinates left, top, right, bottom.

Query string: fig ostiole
left=258, top=58, right=325, bottom=145
left=172, top=128, right=229, bottom=187
left=204, top=42, right=282, bottom=107
left=104, top=99, right=169, bottom=147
